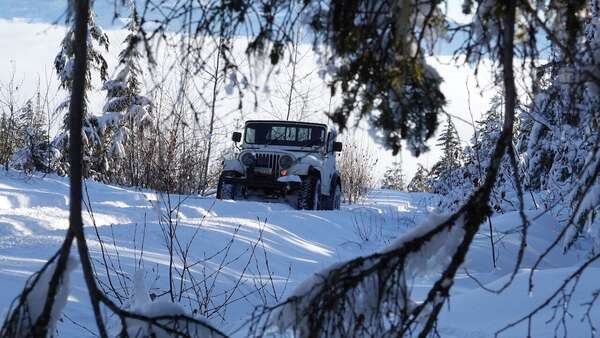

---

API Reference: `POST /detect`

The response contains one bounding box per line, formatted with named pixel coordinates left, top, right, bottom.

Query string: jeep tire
left=322, top=182, right=342, bottom=210
left=298, top=176, right=321, bottom=210
left=217, top=171, right=238, bottom=200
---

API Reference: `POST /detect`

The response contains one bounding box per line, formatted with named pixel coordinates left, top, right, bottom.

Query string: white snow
left=0, top=171, right=598, bottom=337
left=9, top=254, right=78, bottom=338
left=0, top=171, right=425, bottom=336
left=115, top=269, right=221, bottom=338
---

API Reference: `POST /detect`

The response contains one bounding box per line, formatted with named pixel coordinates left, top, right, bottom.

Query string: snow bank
left=440, top=267, right=600, bottom=337
left=268, top=210, right=466, bottom=335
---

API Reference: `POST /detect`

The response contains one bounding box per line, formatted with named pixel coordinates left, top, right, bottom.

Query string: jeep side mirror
left=232, top=132, right=242, bottom=143
left=333, top=141, right=343, bottom=152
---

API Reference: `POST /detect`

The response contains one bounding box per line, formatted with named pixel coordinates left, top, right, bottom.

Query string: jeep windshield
left=244, top=122, right=326, bottom=147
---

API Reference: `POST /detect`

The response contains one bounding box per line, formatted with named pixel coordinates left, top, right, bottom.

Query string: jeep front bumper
left=221, top=174, right=301, bottom=192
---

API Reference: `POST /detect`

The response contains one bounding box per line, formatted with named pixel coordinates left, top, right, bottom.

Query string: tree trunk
left=67, top=1, right=109, bottom=336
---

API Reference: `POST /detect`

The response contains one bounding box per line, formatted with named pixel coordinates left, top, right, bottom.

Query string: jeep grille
left=255, top=153, right=281, bottom=177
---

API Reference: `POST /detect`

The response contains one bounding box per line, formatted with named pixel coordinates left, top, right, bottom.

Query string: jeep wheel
left=298, top=176, right=321, bottom=210
left=321, top=183, right=342, bottom=210
left=217, top=172, right=237, bottom=200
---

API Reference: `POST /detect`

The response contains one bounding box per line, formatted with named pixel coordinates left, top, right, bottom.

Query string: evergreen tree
left=435, top=117, right=461, bottom=171
left=99, top=3, right=152, bottom=184
left=53, top=0, right=109, bottom=177
left=524, top=25, right=598, bottom=197
left=0, top=70, right=26, bottom=170
left=381, top=161, right=406, bottom=191
left=0, top=109, right=20, bottom=169
left=428, top=92, right=518, bottom=212
left=468, top=93, right=515, bottom=212
left=407, top=164, right=431, bottom=192
left=11, top=96, right=51, bottom=173
left=470, top=94, right=506, bottom=175
left=428, top=117, right=463, bottom=194
left=523, top=0, right=600, bottom=249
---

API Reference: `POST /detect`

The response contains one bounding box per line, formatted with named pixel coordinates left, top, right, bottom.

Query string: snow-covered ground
left=0, top=170, right=428, bottom=336
left=1, top=170, right=598, bottom=337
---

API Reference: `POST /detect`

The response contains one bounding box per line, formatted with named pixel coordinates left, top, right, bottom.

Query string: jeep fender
left=289, top=164, right=326, bottom=191
left=301, top=154, right=324, bottom=168
left=318, top=170, right=340, bottom=197
left=288, top=163, right=310, bottom=176
left=307, top=166, right=330, bottom=196
left=290, top=154, right=323, bottom=175
left=330, top=172, right=342, bottom=192
left=223, top=159, right=245, bottom=175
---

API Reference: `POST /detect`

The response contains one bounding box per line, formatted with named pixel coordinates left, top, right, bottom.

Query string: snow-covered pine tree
left=0, top=107, right=21, bottom=170
left=427, top=92, right=519, bottom=212
left=466, top=93, right=517, bottom=212
left=11, top=95, right=51, bottom=173
left=523, top=0, right=600, bottom=251
left=53, top=0, right=109, bottom=177
left=381, top=161, right=406, bottom=191
left=99, top=2, right=152, bottom=185
left=524, top=0, right=599, bottom=215
left=570, top=0, right=600, bottom=251
left=0, top=68, right=27, bottom=170
left=523, top=0, right=593, bottom=193
left=407, top=164, right=431, bottom=192
left=428, top=117, right=463, bottom=194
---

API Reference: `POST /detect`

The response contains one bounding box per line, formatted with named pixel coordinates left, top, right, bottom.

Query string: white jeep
left=217, top=120, right=343, bottom=210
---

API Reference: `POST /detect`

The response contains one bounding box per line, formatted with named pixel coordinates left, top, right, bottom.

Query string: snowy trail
left=1, top=171, right=598, bottom=337
left=0, top=171, right=430, bottom=336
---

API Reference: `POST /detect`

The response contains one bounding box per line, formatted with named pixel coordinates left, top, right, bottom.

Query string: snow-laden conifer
left=99, top=3, right=152, bottom=184
left=522, top=0, right=599, bottom=251
left=53, top=0, right=109, bottom=177
left=559, top=0, right=600, bottom=251
left=11, top=96, right=51, bottom=173
left=381, top=161, right=406, bottom=191
left=428, top=117, right=463, bottom=195
left=428, top=93, right=518, bottom=212
left=407, top=164, right=431, bottom=192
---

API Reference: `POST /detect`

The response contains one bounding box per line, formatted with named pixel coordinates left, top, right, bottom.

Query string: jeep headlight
left=241, top=152, right=256, bottom=166
left=279, top=155, right=294, bottom=169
